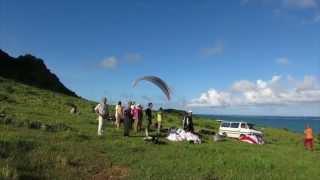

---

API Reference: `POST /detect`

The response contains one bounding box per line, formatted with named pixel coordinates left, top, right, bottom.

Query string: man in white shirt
left=94, top=97, right=109, bottom=136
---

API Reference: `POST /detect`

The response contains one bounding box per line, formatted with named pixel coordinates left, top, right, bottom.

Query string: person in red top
left=304, top=124, right=314, bottom=151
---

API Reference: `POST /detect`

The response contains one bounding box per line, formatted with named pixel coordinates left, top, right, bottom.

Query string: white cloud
left=276, top=57, right=290, bottom=65
left=201, top=41, right=224, bottom=56
left=100, top=56, right=118, bottom=69
left=189, top=75, right=320, bottom=108
left=99, top=52, right=143, bottom=69
left=190, top=89, right=232, bottom=107
left=232, top=80, right=256, bottom=92
left=284, top=0, right=318, bottom=9
left=296, top=75, right=319, bottom=91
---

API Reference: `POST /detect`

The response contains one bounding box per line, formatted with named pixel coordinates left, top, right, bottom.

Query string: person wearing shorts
left=304, top=124, right=314, bottom=151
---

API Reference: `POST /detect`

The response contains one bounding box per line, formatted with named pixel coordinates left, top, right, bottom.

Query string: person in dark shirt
left=144, top=102, right=153, bottom=137
left=183, top=110, right=194, bottom=132
left=137, top=104, right=143, bottom=132
left=123, top=101, right=133, bottom=136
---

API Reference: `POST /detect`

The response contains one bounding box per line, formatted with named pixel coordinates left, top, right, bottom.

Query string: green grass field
left=1, top=76, right=319, bottom=180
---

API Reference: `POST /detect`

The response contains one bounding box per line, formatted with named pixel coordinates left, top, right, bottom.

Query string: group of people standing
left=95, top=97, right=314, bottom=151
left=94, top=97, right=164, bottom=137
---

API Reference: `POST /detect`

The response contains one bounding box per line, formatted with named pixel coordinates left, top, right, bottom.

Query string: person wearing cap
left=183, top=110, right=194, bottom=132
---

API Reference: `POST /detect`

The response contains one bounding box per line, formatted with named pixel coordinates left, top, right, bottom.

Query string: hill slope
left=0, top=77, right=320, bottom=179
left=0, top=49, right=77, bottom=97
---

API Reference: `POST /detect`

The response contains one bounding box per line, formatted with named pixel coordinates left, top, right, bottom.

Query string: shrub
left=0, top=93, right=8, bottom=101
left=27, top=121, right=42, bottom=129
left=0, top=165, right=18, bottom=179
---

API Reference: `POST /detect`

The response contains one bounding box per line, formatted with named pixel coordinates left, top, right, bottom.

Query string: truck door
left=229, top=122, right=240, bottom=138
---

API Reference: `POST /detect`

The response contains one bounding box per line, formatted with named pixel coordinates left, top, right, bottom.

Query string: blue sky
left=1, top=0, right=320, bottom=116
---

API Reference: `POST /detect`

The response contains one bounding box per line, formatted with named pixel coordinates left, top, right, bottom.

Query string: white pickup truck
left=218, top=121, right=263, bottom=139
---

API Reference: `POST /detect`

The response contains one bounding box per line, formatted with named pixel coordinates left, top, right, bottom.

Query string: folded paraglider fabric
left=166, top=129, right=201, bottom=144
left=239, top=134, right=264, bottom=145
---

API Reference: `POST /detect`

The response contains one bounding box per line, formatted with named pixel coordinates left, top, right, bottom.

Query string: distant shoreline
left=197, top=114, right=320, bottom=119
left=196, top=114, right=320, bottom=133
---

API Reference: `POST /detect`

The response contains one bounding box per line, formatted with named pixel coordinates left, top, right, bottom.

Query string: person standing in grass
left=131, top=102, right=136, bottom=129
left=132, top=104, right=140, bottom=132
left=183, top=110, right=194, bottom=133
left=157, top=107, right=164, bottom=135
left=123, top=101, right=133, bottom=136
left=304, top=124, right=314, bottom=151
left=115, top=101, right=124, bottom=129
left=137, top=104, right=143, bottom=132
left=94, top=97, right=109, bottom=136
left=145, top=103, right=153, bottom=137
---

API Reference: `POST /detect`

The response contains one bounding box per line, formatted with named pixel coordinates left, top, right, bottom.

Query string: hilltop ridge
left=0, top=49, right=77, bottom=97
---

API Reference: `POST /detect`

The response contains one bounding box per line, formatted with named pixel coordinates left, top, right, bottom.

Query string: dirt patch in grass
left=92, top=165, right=129, bottom=180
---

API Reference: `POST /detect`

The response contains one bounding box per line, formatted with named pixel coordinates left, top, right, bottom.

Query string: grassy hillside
left=1, top=76, right=319, bottom=180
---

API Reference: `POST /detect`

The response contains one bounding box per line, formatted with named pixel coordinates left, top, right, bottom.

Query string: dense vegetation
left=0, top=77, right=319, bottom=179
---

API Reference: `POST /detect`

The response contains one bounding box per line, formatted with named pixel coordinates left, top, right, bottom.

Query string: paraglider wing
left=133, top=76, right=171, bottom=100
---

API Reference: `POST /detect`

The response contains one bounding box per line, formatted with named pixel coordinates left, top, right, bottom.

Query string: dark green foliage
left=65, top=102, right=76, bottom=108
left=166, top=117, right=174, bottom=123
left=4, top=86, right=15, bottom=93
left=0, top=93, right=8, bottom=101
left=204, top=124, right=216, bottom=130
left=164, top=108, right=186, bottom=116
left=42, top=123, right=73, bottom=132
left=0, top=116, right=14, bottom=125
left=0, top=139, right=35, bottom=159
left=0, top=114, right=72, bottom=132
left=28, top=120, right=42, bottom=129
left=26, top=90, right=39, bottom=96
left=199, top=129, right=216, bottom=135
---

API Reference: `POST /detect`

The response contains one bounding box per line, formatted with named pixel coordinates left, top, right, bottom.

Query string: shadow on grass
left=0, top=139, right=35, bottom=159
left=0, top=139, right=46, bottom=179
left=0, top=114, right=74, bottom=133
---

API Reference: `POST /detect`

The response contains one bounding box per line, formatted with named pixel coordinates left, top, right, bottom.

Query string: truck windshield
left=221, top=122, right=230, bottom=127
left=231, top=123, right=240, bottom=128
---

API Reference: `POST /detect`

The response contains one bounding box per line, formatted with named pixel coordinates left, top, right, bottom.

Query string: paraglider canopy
left=133, top=76, right=171, bottom=101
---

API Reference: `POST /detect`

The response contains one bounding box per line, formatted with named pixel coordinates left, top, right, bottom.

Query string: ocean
left=199, top=115, right=320, bottom=134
